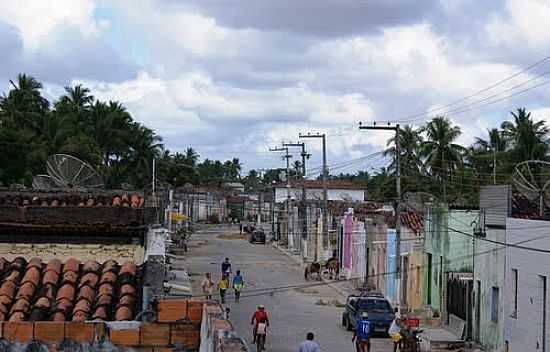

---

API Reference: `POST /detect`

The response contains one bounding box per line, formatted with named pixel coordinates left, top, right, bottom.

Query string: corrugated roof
left=0, top=257, right=140, bottom=322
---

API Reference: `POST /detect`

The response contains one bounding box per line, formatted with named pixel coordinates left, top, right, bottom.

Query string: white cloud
left=0, top=0, right=99, bottom=50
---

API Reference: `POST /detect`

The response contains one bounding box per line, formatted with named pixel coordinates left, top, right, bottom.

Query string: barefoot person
left=201, top=273, right=214, bottom=299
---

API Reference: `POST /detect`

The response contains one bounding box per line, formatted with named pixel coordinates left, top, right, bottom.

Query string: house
left=400, top=211, right=424, bottom=311
left=274, top=180, right=366, bottom=203
left=423, top=204, right=476, bottom=337
left=223, top=182, right=245, bottom=193
left=474, top=185, right=510, bottom=349
left=173, top=185, right=227, bottom=222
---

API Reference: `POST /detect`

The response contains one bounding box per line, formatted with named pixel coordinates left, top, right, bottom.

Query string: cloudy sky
left=2, top=0, right=550, bottom=175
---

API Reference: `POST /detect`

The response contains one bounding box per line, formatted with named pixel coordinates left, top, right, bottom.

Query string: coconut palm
left=421, top=116, right=465, bottom=177
left=501, top=108, right=549, bottom=163
left=385, top=124, right=424, bottom=177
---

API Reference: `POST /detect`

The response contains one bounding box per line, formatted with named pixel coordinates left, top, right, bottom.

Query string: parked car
left=341, top=292, right=394, bottom=334
left=249, top=229, right=266, bottom=244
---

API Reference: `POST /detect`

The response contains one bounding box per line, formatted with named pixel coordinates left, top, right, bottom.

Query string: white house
left=274, top=180, right=366, bottom=203
left=505, top=217, right=550, bottom=352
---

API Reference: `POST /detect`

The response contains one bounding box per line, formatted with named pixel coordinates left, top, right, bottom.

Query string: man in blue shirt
left=352, top=311, right=372, bottom=352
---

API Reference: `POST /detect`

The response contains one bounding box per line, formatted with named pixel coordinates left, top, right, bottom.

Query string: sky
left=2, top=0, right=550, bottom=176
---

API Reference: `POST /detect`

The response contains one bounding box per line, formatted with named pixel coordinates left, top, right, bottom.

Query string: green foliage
left=0, top=74, right=242, bottom=188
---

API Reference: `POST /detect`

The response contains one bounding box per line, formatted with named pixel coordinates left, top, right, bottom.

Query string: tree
left=501, top=108, right=549, bottom=163
left=421, top=116, right=465, bottom=177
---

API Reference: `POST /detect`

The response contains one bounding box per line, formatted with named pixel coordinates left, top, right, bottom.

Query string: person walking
left=221, top=258, right=232, bottom=277
left=352, top=312, right=372, bottom=352
left=218, top=274, right=230, bottom=303
left=233, top=270, right=244, bottom=302
left=201, top=273, right=214, bottom=299
left=298, top=332, right=320, bottom=352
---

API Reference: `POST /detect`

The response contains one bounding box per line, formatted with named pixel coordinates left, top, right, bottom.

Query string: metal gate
left=447, top=274, right=473, bottom=339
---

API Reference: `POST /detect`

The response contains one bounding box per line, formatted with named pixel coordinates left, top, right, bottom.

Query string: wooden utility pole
left=299, top=133, right=328, bottom=262
left=359, top=122, right=402, bottom=307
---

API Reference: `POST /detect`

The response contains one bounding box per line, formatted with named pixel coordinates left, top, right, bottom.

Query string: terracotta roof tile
left=56, top=284, right=75, bottom=302
left=63, top=258, right=80, bottom=273
left=45, top=259, right=62, bottom=274
left=21, top=267, right=41, bottom=287
left=115, top=306, right=133, bottom=321
left=78, top=273, right=99, bottom=289
left=119, top=262, right=137, bottom=276
left=0, top=257, right=140, bottom=322
left=42, top=271, right=59, bottom=286
left=82, top=260, right=100, bottom=274
left=76, top=286, right=95, bottom=303
left=15, top=282, right=36, bottom=301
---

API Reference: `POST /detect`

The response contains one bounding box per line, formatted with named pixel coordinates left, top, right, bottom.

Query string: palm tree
left=501, top=108, right=549, bottom=163
left=421, top=116, right=465, bottom=200
left=184, top=147, right=200, bottom=167
left=126, top=124, right=163, bottom=187
left=385, top=124, right=423, bottom=179
left=470, top=128, right=508, bottom=183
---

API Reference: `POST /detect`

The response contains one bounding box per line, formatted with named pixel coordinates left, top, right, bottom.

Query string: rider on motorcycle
left=251, top=305, right=270, bottom=343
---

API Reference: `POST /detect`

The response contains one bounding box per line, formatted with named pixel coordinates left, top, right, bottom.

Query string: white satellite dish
left=46, top=154, right=104, bottom=189
left=32, top=175, right=58, bottom=189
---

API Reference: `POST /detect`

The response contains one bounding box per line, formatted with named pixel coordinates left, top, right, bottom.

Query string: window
left=511, top=269, right=518, bottom=318
left=491, top=287, right=499, bottom=322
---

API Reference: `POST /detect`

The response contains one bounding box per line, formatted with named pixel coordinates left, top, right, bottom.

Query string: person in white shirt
left=298, top=332, right=320, bottom=352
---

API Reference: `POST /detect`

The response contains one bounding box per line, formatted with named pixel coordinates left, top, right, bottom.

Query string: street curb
left=271, top=243, right=350, bottom=300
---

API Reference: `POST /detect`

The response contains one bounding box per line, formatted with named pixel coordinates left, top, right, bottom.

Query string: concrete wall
left=423, top=208, right=476, bottom=314
left=472, top=227, right=506, bottom=350
left=504, top=218, right=550, bottom=352
left=0, top=243, right=144, bottom=263
left=386, top=229, right=397, bottom=304
left=400, top=225, right=424, bottom=312
left=275, top=187, right=364, bottom=202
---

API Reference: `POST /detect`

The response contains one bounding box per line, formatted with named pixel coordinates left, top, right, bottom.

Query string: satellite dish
left=46, top=154, right=104, bottom=189
left=512, top=160, right=550, bottom=216
left=32, top=175, right=58, bottom=189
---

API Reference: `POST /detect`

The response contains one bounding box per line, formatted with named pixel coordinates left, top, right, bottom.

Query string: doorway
left=427, top=253, right=433, bottom=305
left=402, top=256, right=409, bottom=306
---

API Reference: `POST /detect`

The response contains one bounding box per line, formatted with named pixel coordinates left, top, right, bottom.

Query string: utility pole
left=299, top=133, right=328, bottom=263
left=359, top=122, right=402, bottom=308
left=283, top=141, right=310, bottom=234
left=269, top=146, right=292, bottom=249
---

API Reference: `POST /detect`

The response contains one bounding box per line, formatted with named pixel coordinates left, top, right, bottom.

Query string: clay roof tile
left=9, top=311, right=25, bottom=322
left=0, top=280, right=17, bottom=298
left=56, top=284, right=75, bottom=301
left=78, top=272, right=99, bottom=289
left=63, top=258, right=80, bottom=273
left=117, top=294, right=135, bottom=307
left=74, top=299, right=91, bottom=314
left=10, top=298, right=30, bottom=314
left=0, top=303, right=8, bottom=315
left=119, top=284, right=136, bottom=297
left=21, top=267, right=41, bottom=287
left=92, top=306, right=108, bottom=320
left=82, top=260, right=100, bottom=273
left=15, top=282, right=36, bottom=301
left=10, top=257, right=27, bottom=272
left=55, top=298, right=73, bottom=313
left=72, top=311, right=88, bottom=322
left=0, top=257, right=7, bottom=272
left=35, top=297, right=51, bottom=309
left=52, top=312, right=66, bottom=321
left=97, top=283, right=114, bottom=297
left=102, top=260, right=118, bottom=273
left=119, top=262, right=137, bottom=276
left=77, top=285, right=95, bottom=303
left=95, top=294, right=113, bottom=307
left=45, top=259, right=62, bottom=274
left=115, top=306, right=133, bottom=321
left=99, top=271, right=117, bottom=285
left=27, top=257, right=42, bottom=270
left=4, top=270, right=21, bottom=283
left=0, top=295, right=12, bottom=306
left=42, top=271, right=59, bottom=286
left=62, top=271, right=79, bottom=285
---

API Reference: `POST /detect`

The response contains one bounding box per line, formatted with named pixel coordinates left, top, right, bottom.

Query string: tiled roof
left=0, top=257, right=140, bottom=322
left=511, top=195, right=550, bottom=220
left=400, top=211, right=424, bottom=233
left=0, top=193, right=144, bottom=208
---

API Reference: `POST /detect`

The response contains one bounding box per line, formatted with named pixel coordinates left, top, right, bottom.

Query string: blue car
left=342, top=292, right=395, bottom=335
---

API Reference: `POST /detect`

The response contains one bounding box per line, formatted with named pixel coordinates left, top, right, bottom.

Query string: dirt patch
left=217, top=233, right=247, bottom=240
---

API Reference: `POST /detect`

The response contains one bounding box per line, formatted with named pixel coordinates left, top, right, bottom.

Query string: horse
left=304, top=262, right=321, bottom=281
left=324, top=257, right=340, bottom=279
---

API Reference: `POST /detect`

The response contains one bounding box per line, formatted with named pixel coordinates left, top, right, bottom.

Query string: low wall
left=200, top=303, right=248, bottom=352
